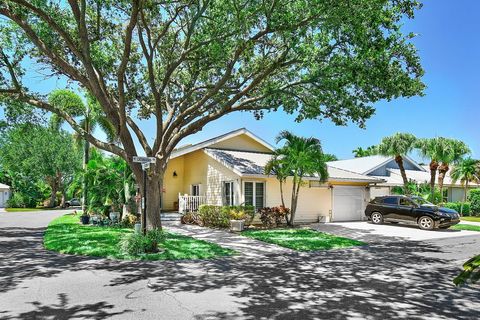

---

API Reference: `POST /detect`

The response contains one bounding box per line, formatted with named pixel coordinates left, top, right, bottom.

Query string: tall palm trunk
left=438, top=162, right=450, bottom=203
left=395, top=155, right=409, bottom=194
left=461, top=180, right=468, bottom=215
left=429, top=160, right=439, bottom=202
left=279, top=180, right=285, bottom=208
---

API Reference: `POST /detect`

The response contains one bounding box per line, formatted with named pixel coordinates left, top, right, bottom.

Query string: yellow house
left=162, top=128, right=384, bottom=223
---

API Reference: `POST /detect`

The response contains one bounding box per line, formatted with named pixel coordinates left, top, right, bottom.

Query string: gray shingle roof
left=205, top=149, right=383, bottom=183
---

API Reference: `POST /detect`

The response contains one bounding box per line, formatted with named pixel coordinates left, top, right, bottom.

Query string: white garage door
left=332, top=186, right=365, bottom=221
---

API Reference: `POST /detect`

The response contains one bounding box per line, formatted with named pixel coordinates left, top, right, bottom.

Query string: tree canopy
left=0, top=124, right=81, bottom=207
left=0, top=0, right=425, bottom=228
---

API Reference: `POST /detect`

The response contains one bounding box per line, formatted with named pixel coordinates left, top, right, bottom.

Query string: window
left=244, top=181, right=265, bottom=211
left=191, top=184, right=200, bottom=196
left=382, top=197, right=398, bottom=205
left=223, top=181, right=234, bottom=206
left=399, top=198, right=414, bottom=206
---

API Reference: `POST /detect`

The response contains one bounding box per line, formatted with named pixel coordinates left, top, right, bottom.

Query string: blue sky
left=2, top=0, right=479, bottom=160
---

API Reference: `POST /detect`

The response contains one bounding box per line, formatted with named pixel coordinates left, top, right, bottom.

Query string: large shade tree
left=0, top=124, right=81, bottom=207
left=377, top=133, right=417, bottom=193
left=0, top=0, right=425, bottom=229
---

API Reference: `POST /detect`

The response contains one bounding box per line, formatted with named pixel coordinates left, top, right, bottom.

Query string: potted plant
left=80, top=211, right=90, bottom=225
left=229, top=208, right=246, bottom=232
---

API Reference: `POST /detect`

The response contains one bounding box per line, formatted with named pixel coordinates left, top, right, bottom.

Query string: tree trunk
left=438, top=163, right=449, bottom=204
left=461, top=181, right=468, bottom=215
left=279, top=180, right=285, bottom=208
left=49, top=182, right=57, bottom=208
left=429, top=160, right=439, bottom=203
left=395, top=155, right=409, bottom=194
left=145, top=174, right=163, bottom=230
left=60, top=189, right=66, bottom=208
left=288, top=176, right=302, bottom=227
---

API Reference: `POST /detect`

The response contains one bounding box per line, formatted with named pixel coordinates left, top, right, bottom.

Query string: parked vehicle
left=365, top=195, right=460, bottom=230
left=65, top=198, right=81, bottom=207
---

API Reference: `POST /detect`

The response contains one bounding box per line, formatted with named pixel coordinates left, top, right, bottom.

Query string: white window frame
left=191, top=184, right=201, bottom=196
left=223, top=181, right=235, bottom=206
left=242, top=181, right=266, bottom=209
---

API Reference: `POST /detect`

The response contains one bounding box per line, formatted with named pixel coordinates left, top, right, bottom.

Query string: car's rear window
left=382, top=197, right=398, bottom=205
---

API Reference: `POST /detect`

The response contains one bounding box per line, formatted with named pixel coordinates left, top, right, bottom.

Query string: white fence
left=178, top=194, right=206, bottom=213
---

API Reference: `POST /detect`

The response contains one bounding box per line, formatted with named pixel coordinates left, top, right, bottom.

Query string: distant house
left=162, top=128, right=383, bottom=223
left=327, top=155, right=479, bottom=202
left=0, top=183, right=11, bottom=208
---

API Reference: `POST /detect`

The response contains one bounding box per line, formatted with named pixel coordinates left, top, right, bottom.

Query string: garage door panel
left=333, top=186, right=365, bottom=222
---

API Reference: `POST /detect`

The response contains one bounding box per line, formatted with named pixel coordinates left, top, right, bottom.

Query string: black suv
left=365, top=195, right=460, bottom=230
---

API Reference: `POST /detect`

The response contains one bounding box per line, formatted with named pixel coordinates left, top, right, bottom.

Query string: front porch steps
left=160, top=212, right=182, bottom=222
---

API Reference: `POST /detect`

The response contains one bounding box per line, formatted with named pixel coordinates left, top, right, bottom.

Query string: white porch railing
left=178, top=194, right=206, bottom=213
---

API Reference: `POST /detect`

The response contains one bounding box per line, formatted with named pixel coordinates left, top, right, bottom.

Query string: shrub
left=468, top=189, right=480, bottom=215
left=198, top=205, right=229, bottom=228
left=197, top=205, right=256, bottom=228
left=259, top=206, right=289, bottom=228
left=6, top=192, right=38, bottom=208
left=442, top=202, right=471, bottom=216
left=119, top=229, right=166, bottom=256
left=181, top=212, right=203, bottom=225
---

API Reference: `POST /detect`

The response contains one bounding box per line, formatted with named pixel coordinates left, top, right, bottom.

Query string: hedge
left=468, top=189, right=480, bottom=215
left=442, top=202, right=471, bottom=216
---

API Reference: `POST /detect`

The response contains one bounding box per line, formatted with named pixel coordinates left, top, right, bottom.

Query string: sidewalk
left=164, top=222, right=294, bottom=258
left=0, top=208, right=6, bottom=213
left=459, top=220, right=480, bottom=226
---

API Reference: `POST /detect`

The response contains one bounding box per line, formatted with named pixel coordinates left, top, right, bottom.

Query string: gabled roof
left=170, top=128, right=274, bottom=159
left=382, top=168, right=480, bottom=187
left=327, top=155, right=426, bottom=175
left=205, top=148, right=384, bottom=183
left=0, top=183, right=10, bottom=189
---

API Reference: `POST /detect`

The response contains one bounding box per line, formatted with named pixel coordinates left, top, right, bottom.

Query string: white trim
left=170, top=128, right=274, bottom=159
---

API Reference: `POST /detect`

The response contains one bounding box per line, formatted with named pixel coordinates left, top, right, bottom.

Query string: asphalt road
left=0, top=210, right=479, bottom=320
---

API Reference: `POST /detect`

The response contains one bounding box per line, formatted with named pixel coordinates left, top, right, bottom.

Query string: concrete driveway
left=316, top=221, right=479, bottom=241
left=1, top=211, right=480, bottom=320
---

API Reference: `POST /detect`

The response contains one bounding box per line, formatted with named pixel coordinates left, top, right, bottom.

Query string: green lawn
left=44, top=214, right=235, bottom=260
left=452, top=224, right=480, bottom=232
left=241, top=228, right=366, bottom=251
left=461, top=216, right=480, bottom=223
left=6, top=207, right=44, bottom=212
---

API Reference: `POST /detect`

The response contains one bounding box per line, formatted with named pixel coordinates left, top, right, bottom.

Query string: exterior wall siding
left=162, top=156, right=185, bottom=210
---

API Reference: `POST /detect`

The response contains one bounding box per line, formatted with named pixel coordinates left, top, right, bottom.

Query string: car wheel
left=418, top=216, right=434, bottom=230
left=371, top=212, right=384, bottom=224
left=65, top=203, right=70, bottom=208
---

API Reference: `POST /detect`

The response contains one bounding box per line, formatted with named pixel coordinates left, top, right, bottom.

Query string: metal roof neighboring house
left=0, top=183, right=10, bottom=189
left=376, top=168, right=480, bottom=188
left=327, top=155, right=426, bottom=175
left=204, top=148, right=384, bottom=183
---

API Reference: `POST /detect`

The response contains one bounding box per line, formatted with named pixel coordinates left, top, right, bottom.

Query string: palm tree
left=272, top=131, right=329, bottom=226
left=437, top=139, right=470, bottom=202
left=48, top=90, right=117, bottom=212
left=450, top=158, right=478, bottom=214
left=352, top=145, right=378, bottom=158
left=264, top=155, right=290, bottom=208
left=415, top=137, right=444, bottom=202
left=377, top=133, right=417, bottom=193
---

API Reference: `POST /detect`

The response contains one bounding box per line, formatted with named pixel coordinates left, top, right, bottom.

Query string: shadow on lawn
left=0, top=223, right=479, bottom=319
